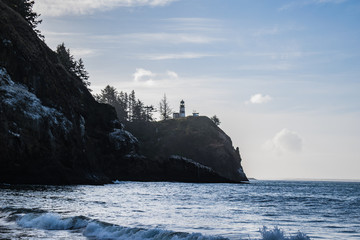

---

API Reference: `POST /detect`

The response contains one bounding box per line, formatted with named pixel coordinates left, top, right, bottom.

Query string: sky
left=33, top=0, right=360, bottom=180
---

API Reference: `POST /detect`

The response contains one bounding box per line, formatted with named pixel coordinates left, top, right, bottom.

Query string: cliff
left=0, top=1, right=247, bottom=184
left=126, top=117, right=248, bottom=182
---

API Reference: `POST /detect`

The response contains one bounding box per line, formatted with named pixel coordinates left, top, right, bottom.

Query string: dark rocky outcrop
left=0, top=1, right=247, bottom=184
left=126, top=117, right=248, bottom=182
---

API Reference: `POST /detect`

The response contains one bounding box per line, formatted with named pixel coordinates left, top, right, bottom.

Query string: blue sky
left=34, top=0, right=360, bottom=180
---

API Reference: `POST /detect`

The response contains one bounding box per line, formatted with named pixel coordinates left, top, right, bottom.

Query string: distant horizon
left=249, top=177, right=360, bottom=182
left=34, top=0, right=360, bottom=180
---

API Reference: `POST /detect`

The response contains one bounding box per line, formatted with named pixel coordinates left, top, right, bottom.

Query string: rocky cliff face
left=0, top=1, right=136, bottom=184
left=0, top=1, right=247, bottom=184
left=126, top=117, right=248, bottom=182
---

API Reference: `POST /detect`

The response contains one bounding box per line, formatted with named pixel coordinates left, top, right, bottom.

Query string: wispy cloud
left=164, top=18, right=222, bottom=32
left=118, top=33, right=223, bottom=44
left=279, top=0, right=347, bottom=11
left=140, top=52, right=218, bottom=60
left=72, top=48, right=99, bottom=58
left=238, top=63, right=293, bottom=71
left=243, top=51, right=319, bottom=60
left=132, top=68, right=180, bottom=87
left=264, top=129, right=303, bottom=154
left=246, top=94, right=272, bottom=104
left=133, top=68, right=155, bottom=82
left=35, top=0, right=178, bottom=16
left=254, top=26, right=280, bottom=37
left=167, top=71, right=178, bottom=78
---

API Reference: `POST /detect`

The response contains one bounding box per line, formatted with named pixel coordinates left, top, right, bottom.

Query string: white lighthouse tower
left=179, top=100, right=185, bottom=118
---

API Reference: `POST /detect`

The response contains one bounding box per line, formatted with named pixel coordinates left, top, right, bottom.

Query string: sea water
left=0, top=180, right=359, bottom=239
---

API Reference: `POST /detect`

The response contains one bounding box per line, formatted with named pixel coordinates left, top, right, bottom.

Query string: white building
left=179, top=100, right=185, bottom=117
left=173, top=100, right=200, bottom=119
left=173, top=100, right=186, bottom=119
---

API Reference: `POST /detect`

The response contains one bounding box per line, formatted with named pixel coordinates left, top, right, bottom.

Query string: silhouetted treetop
left=4, top=0, right=43, bottom=39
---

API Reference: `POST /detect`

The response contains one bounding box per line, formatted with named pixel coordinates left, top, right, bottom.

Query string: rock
left=126, top=117, right=248, bottom=182
left=0, top=1, right=247, bottom=184
left=0, top=1, right=132, bottom=184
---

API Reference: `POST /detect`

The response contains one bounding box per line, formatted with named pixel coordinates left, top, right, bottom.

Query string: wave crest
left=2, top=208, right=311, bottom=240
left=260, top=226, right=311, bottom=240
left=17, top=213, right=89, bottom=230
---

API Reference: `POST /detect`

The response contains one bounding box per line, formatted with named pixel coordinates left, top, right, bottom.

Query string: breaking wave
left=2, top=207, right=311, bottom=240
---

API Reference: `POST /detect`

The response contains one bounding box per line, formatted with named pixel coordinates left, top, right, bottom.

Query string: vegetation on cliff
left=0, top=0, right=247, bottom=184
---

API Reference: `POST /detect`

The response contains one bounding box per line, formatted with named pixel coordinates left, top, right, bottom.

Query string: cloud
left=119, top=33, right=223, bottom=44
left=141, top=52, right=218, bottom=60
left=164, top=18, right=222, bottom=32
left=238, top=63, right=293, bottom=71
left=133, top=68, right=155, bottom=82
left=264, top=129, right=303, bottom=154
left=35, top=0, right=178, bottom=16
left=246, top=94, right=272, bottom=104
left=279, top=0, right=347, bottom=11
left=132, top=68, right=179, bottom=86
left=254, top=26, right=280, bottom=37
left=71, top=48, right=98, bottom=58
left=167, top=71, right=178, bottom=78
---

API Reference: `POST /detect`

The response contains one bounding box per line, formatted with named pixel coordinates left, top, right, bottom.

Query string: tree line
left=94, top=86, right=156, bottom=123
left=3, top=0, right=221, bottom=125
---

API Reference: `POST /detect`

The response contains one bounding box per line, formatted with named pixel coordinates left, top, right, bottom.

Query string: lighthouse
left=179, top=100, right=185, bottom=118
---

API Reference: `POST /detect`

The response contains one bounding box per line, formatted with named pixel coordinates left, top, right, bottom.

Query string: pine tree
left=132, top=99, right=144, bottom=122
left=128, top=90, right=136, bottom=121
left=159, top=94, right=172, bottom=120
left=56, top=43, right=76, bottom=72
left=4, top=0, right=43, bottom=39
left=211, top=115, right=221, bottom=126
left=144, top=105, right=155, bottom=122
left=118, top=91, right=129, bottom=121
left=95, top=86, right=154, bottom=123
left=96, top=85, right=118, bottom=105
left=75, top=58, right=91, bottom=91
left=56, top=43, right=91, bottom=91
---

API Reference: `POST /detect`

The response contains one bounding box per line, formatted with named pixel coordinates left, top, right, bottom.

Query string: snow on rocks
left=2, top=38, right=12, bottom=47
left=0, top=67, right=72, bottom=133
left=109, top=128, right=138, bottom=151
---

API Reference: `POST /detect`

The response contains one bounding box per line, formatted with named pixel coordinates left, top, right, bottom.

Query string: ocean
left=0, top=180, right=359, bottom=240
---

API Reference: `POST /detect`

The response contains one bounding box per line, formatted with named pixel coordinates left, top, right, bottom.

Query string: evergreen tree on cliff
left=211, top=115, right=221, bottom=126
left=74, top=58, right=91, bottom=91
left=56, top=43, right=76, bottom=72
left=159, top=94, right=172, bottom=120
left=56, top=43, right=91, bottom=91
left=95, top=85, right=128, bottom=122
left=3, top=0, right=43, bottom=39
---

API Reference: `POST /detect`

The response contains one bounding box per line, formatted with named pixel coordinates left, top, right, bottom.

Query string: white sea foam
left=260, top=226, right=310, bottom=240
left=15, top=212, right=226, bottom=240
left=12, top=211, right=311, bottom=240
left=17, top=213, right=88, bottom=230
left=84, top=221, right=226, bottom=240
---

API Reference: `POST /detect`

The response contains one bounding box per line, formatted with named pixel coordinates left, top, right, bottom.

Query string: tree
left=56, top=43, right=76, bottom=72
left=211, top=115, right=221, bottom=126
left=4, top=0, right=43, bottom=39
left=128, top=90, right=136, bottom=122
left=75, top=58, right=91, bottom=91
left=95, top=86, right=155, bottom=123
left=95, top=85, right=118, bottom=105
left=56, top=43, right=91, bottom=91
left=159, top=94, right=172, bottom=120
left=144, top=105, right=155, bottom=122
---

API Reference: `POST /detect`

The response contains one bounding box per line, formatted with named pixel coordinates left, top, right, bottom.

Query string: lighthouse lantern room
left=179, top=100, right=185, bottom=118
